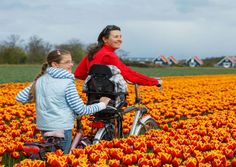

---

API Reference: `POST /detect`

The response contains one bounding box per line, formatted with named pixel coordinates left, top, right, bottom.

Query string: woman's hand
left=100, top=97, right=111, bottom=106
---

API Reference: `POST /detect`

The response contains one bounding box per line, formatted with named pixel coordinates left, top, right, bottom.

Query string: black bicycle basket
left=85, top=64, right=126, bottom=118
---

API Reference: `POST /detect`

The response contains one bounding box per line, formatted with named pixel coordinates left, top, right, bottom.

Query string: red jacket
left=74, top=45, right=158, bottom=86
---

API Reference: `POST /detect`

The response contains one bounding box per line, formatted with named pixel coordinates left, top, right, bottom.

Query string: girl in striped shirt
left=16, top=49, right=110, bottom=154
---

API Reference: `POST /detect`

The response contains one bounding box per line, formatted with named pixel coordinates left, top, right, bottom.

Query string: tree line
left=0, top=34, right=222, bottom=67
left=0, top=35, right=86, bottom=64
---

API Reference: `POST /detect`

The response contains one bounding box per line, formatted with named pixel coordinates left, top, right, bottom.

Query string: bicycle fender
left=134, top=115, right=152, bottom=135
left=93, top=124, right=115, bottom=144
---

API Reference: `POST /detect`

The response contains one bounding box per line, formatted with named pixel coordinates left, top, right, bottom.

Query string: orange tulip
left=89, top=152, right=99, bottom=162
left=150, top=158, right=161, bottom=167
left=172, top=157, right=182, bottom=167
left=184, top=157, right=197, bottom=167
left=231, top=158, right=236, bottom=167
left=122, top=154, right=133, bottom=165
left=11, top=151, right=20, bottom=159
left=138, top=158, right=150, bottom=166
left=108, top=159, right=120, bottom=167
left=109, top=148, right=124, bottom=160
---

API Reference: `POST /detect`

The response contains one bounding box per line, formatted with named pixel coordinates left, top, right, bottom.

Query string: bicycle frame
left=124, top=84, right=148, bottom=135
left=125, top=106, right=145, bottom=135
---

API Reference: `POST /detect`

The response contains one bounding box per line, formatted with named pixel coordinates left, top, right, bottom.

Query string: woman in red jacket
left=74, top=25, right=160, bottom=86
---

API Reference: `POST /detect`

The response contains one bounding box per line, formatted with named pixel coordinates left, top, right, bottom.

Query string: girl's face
left=103, top=30, right=122, bottom=49
left=54, top=54, right=73, bottom=73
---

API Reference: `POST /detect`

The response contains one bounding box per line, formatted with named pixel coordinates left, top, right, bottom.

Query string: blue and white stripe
left=65, top=82, right=105, bottom=115
left=47, top=67, right=75, bottom=80
left=16, top=84, right=32, bottom=103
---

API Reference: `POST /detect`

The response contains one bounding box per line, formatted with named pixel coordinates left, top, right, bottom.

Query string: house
left=216, top=56, right=236, bottom=68
left=154, top=55, right=169, bottom=65
left=186, top=56, right=203, bottom=67
left=168, top=56, right=178, bottom=65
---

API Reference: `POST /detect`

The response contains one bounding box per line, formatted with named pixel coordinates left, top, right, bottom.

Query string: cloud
left=1, top=0, right=236, bottom=59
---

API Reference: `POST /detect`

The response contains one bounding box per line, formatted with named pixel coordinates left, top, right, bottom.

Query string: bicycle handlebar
left=89, top=99, right=117, bottom=111
left=106, top=105, right=117, bottom=111
left=132, top=77, right=163, bottom=104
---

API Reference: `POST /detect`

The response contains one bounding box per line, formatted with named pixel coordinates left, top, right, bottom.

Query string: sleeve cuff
left=97, top=102, right=106, bottom=110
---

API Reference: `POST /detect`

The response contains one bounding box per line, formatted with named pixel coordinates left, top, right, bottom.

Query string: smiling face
left=52, top=54, right=73, bottom=73
left=103, top=30, right=122, bottom=50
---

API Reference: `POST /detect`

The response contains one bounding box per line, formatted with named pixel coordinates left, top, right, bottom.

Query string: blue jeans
left=42, top=129, right=72, bottom=154
left=60, top=130, right=72, bottom=154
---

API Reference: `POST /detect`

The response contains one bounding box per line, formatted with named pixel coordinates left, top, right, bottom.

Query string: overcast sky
left=1, top=0, right=236, bottom=59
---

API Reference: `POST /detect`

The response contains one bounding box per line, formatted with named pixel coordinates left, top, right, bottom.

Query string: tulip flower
left=109, top=148, right=124, bottom=160
left=184, top=157, right=197, bottom=167
left=89, top=152, right=99, bottom=162
left=108, top=159, right=120, bottom=167
left=231, top=158, right=236, bottom=167
left=159, top=152, right=172, bottom=164
left=71, top=148, right=85, bottom=158
left=138, top=158, right=150, bottom=166
left=212, top=158, right=224, bottom=167
left=172, top=157, right=182, bottom=167
left=11, top=151, right=20, bottom=159
left=0, top=146, right=6, bottom=156
left=54, top=149, right=64, bottom=156
left=150, top=158, right=161, bottom=167
left=122, top=154, right=134, bottom=165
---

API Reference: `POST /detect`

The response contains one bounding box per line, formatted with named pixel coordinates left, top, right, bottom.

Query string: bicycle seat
left=44, top=130, right=65, bottom=138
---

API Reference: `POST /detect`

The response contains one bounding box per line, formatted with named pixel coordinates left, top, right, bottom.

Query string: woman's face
left=54, top=54, right=73, bottom=73
left=103, top=30, right=122, bottom=49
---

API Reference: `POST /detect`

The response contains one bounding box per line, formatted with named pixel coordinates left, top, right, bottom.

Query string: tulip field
left=0, top=74, right=236, bottom=166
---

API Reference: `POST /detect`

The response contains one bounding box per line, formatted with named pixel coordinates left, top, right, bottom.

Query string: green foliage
left=3, top=152, right=26, bottom=167
left=0, top=34, right=27, bottom=64
left=0, top=46, right=27, bottom=64
left=0, top=35, right=86, bottom=64
left=202, top=56, right=224, bottom=67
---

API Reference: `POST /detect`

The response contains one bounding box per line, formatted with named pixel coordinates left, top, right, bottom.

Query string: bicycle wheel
left=93, top=124, right=115, bottom=144
left=134, top=116, right=158, bottom=135
left=75, top=137, right=91, bottom=149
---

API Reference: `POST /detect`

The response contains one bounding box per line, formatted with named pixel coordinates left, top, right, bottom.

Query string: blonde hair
left=28, top=49, right=71, bottom=102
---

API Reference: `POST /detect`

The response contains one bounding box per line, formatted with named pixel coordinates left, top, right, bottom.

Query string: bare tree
left=26, top=35, right=53, bottom=63
left=2, top=34, right=24, bottom=48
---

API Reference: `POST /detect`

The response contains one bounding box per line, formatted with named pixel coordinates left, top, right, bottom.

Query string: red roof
left=194, top=56, right=203, bottom=65
left=168, top=56, right=178, bottom=64
left=227, top=56, right=236, bottom=63
left=160, top=55, right=169, bottom=63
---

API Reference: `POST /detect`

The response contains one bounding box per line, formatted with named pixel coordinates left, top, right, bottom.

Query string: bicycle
left=73, top=64, right=161, bottom=147
left=23, top=64, right=161, bottom=159
left=86, top=83, right=160, bottom=145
